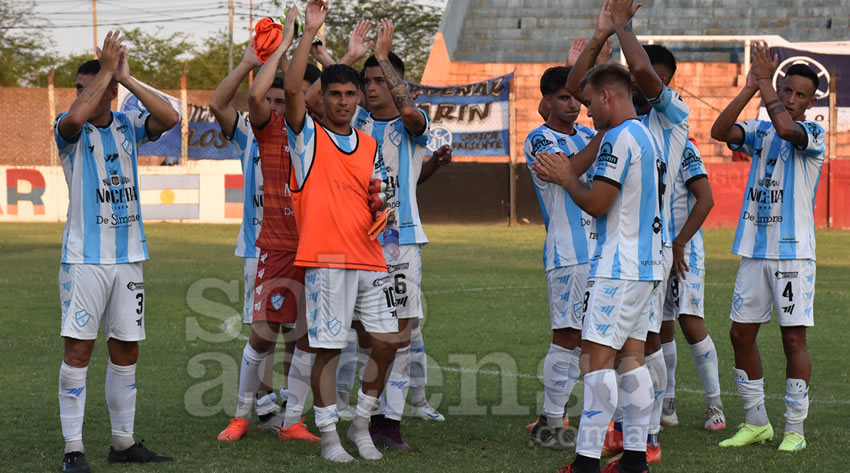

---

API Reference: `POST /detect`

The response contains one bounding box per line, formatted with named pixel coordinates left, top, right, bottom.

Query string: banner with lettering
left=409, top=73, right=513, bottom=156
left=118, top=84, right=243, bottom=160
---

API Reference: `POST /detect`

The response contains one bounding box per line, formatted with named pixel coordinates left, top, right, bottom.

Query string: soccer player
left=284, top=0, right=400, bottom=462
left=658, top=138, right=722, bottom=432
left=536, top=62, right=664, bottom=473
left=523, top=65, right=597, bottom=449
left=348, top=18, right=451, bottom=451
left=55, top=31, right=178, bottom=473
left=711, top=41, right=825, bottom=452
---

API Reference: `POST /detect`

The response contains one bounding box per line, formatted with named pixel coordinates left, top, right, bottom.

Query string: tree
left=121, top=27, right=195, bottom=90
left=36, top=53, right=99, bottom=88
left=0, top=0, right=53, bottom=86
left=187, top=29, right=250, bottom=91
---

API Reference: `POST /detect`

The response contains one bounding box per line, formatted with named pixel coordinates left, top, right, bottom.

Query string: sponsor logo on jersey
left=387, top=263, right=410, bottom=273
left=74, top=309, right=91, bottom=327
left=372, top=275, right=392, bottom=287
left=530, top=133, right=554, bottom=155
left=742, top=211, right=782, bottom=224
left=774, top=271, right=799, bottom=279
left=127, top=282, right=144, bottom=291
left=327, top=317, right=342, bottom=336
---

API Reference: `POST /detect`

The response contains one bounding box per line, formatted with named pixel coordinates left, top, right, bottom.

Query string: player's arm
left=751, top=41, right=809, bottom=148
left=374, top=19, right=426, bottom=136
left=286, top=0, right=327, bottom=134
left=535, top=151, right=618, bottom=217
left=418, top=145, right=452, bottom=185
left=610, top=0, right=663, bottom=101
left=311, top=41, right=336, bottom=69
left=710, top=68, right=758, bottom=146
left=249, top=6, right=298, bottom=129
left=210, top=42, right=261, bottom=138
left=116, top=54, right=179, bottom=138
left=565, top=0, right=615, bottom=105
left=672, top=176, right=713, bottom=279
left=59, top=31, right=124, bottom=141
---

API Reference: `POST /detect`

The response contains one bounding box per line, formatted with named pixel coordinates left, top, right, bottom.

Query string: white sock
left=235, top=343, right=267, bottom=419
left=59, top=362, right=88, bottom=454
left=105, top=361, right=136, bottom=451
left=620, top=365, right=654, bottom=452
left=543, top=343, right=574, bottom=425
left=283, top=348, right=316, bottom=429
left=314, top=405, right=353, bottom=463
left=383, top=345, right=411, bottom=421
left=784, top=378, right=808, bottom=435
left=734, top=368, right=768, bottom=426
left=690, top=335, right=723, bottom=408
left=348, top=389, right=382, bottom=460
left=566, top=346, right=582, bottom=413
left=336, top=340, right=358, bottom=409
left=575, top=369, right=618, bottom=460
left=645, top=349, right=667, bottom=436
left=662, top=341, right=677, bottom=402
left=409, top=325, right=428, bottom=406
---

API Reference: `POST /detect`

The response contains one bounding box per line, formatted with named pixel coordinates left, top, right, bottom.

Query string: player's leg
left=679, top=313, right=725, bottom=430
left=643, top=250, right=670, bottom=463
left=659, top=272, right=679, bottom=427
left=335, top=330, right=359, bottom=420
left=775, top=259, right=815, bottom=452
left=308, top=268, right=357, bottom=462
left=408, top=317, right=444, bottom=420
left=59, top=263, right=103, bottom=472
left=279, top=314, right=320, bottom=441
left=103, top=262, right=171, bottom=463
left=371, top=318, right=413, bottom=451
left=720, top=257, right=774, bottom=447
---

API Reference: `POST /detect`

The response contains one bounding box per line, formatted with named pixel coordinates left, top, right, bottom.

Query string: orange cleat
left=279, top=422, right=321, bottom=443
left=601, top=421, right=623, bottom=457
left=646, top=443, right=662, bottom=463
left=217, top=418, right=249, bottom=442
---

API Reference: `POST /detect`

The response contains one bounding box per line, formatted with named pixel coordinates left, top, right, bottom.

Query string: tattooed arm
left=751, top=41, right=808, bottom=147
left=374, top=18, right=426, bottom=135
left=565, top=0, right=615, bottom=105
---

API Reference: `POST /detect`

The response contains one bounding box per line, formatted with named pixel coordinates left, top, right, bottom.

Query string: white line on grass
left=423, top=282, right=729, bottom=295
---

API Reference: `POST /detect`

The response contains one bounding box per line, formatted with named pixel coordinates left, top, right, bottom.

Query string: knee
left=781, top=329, right=808, bottom=352
left=64, top=340, right=94, bottom=367
left=108, top=339, right=139, bottom=365
left=729, top=324, right=756, bottom=346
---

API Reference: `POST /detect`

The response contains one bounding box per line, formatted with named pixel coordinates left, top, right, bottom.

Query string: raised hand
left=751, top=40, right=778, bottom=82
left=596, top=0, right=616, bottom=37
left=598, top=38, right=612, bottom=64
left=242, top=39, right=262, bottom=68
left=532, top=151, right=573, bottom=187
left=609, top=0, right=642, bottom=28
left=347, top=19, right=373, bottom=61
left=97, top=30, right=124, bottom=75
left=281, top=4, right=299, bottom=46
left=567, top=37, right=588, bottom=67
left=304, top=0, right=328, bottom=34
left=113, top=46, right=130, bottom=83
left=375, top=18, right=394, bottom=60
left=433, top=144, right=452, bottom=166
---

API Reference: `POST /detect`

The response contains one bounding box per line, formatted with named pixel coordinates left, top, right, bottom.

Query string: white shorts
left=646, top=246, right=673, bottom=333
left=663, top=266, right=705, bottom=321
left=582, top=277, right=656, bottom=350
left=242, top=256, right=259, bottom=325
left=546, top=264, right=589, bottom=330
left=305, top=267, right=398, bottom=349
left=730, top=257, right=815, bottom=327
left=59, top=262, right=146, bottom=342
left=384, top=244, right=423, bottom=320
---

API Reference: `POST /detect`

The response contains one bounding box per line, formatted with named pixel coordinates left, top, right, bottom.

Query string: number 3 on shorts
left=136, top=293, right=144, bottom=315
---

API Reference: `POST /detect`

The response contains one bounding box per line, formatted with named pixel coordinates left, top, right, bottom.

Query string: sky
left=30, top=0, right=448, bottom=58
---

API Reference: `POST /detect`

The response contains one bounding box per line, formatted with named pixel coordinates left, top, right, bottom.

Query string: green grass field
left=1, top=223, right=849, bottom=473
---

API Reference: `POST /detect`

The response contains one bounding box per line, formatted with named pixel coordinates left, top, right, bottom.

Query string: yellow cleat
left=718, top=423, right=774, bottom=447
left=777, top=431, right=806, bottom=452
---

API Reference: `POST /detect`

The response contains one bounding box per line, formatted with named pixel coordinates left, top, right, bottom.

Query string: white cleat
left=660, top=398, right=678, bottom=427
left=704, top=405, right=726, bottom=431
left=256, top=411, right=285, bottom=433
left=410, top=402, right=445, bottom=421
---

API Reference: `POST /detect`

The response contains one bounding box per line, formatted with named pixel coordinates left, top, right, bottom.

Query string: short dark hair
left=321, top=64, right=361, bottom=92
left=643, top=44, right=677, bottom=77
left=362, top=52, right=405, bottom=78
left=540, top=66, right=572, bottom=96
left=77, top=60, right=101, bottom=76
left=786, top=64, right=819, bottom=92
left=271, top=76, right=284, bottom=90
left=580, top=63, right=632, bottom=94
left=304, top=63, right=322, bottom=84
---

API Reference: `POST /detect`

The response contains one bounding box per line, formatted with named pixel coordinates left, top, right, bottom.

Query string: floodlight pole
left=92, top=0, right=98, bottom=58
left=228, top=0, right=234, bottom=72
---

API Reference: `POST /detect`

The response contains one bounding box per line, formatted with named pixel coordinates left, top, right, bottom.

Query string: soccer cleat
left=279, top=421, right=321, bottom=443
left=529, top=416, right=575, bottom=449
left=217, top=417, right=250, bottom=442
left=62, top=451, right=90, bottom=473
left=777, top=431, right=806, bottom=452
left=704, top=405, right=726, bottom=431
left=646, top=443, right=662, bottom=463
left=410, top=402, right=445, bottom=421
left=601, top=421, right=624, bottom=457
left=370, top=421, right=412, bottom=452
left=525, top=414, right=570, bottom=431
left=338, top=405, right=355, bottom=421
left=107, top=441, right=173, bottom=463
left=718, top=423, right=774, bottom=448
left=257, top=411, right=286, bottom=433
left=660, top=398, right=678, bottom=427
left=602, top=457, right=649, bottom=473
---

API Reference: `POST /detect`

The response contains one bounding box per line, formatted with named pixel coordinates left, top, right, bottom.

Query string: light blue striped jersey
left=638, top=85, right=690, bottom=247
left=54, top=111, right=153, bottom=264
left=669, top=140, right=709, bottom=270
left=523, top=123, right=596, bottom=270
left=227, top=114, right=263, bottom=258
left=589, top=119, right=664, bottom=281
left=352, top=105, right=431, bottom=245
left=729, top=119, right=826, bottom=260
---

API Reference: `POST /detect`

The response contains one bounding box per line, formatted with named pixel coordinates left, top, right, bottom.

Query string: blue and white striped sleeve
left=680, top=142, right=708, bottom=185
left=797, top=121, right=826, bottom=157
left=285, top=112, right=317, bottom=189
left=128, top=110, right=152, bottom=146
left=728, top=119, right=762, bottom=156
left=593, top=130, right=632, bottom=189
left=648, top=85, right=689, bottom=127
